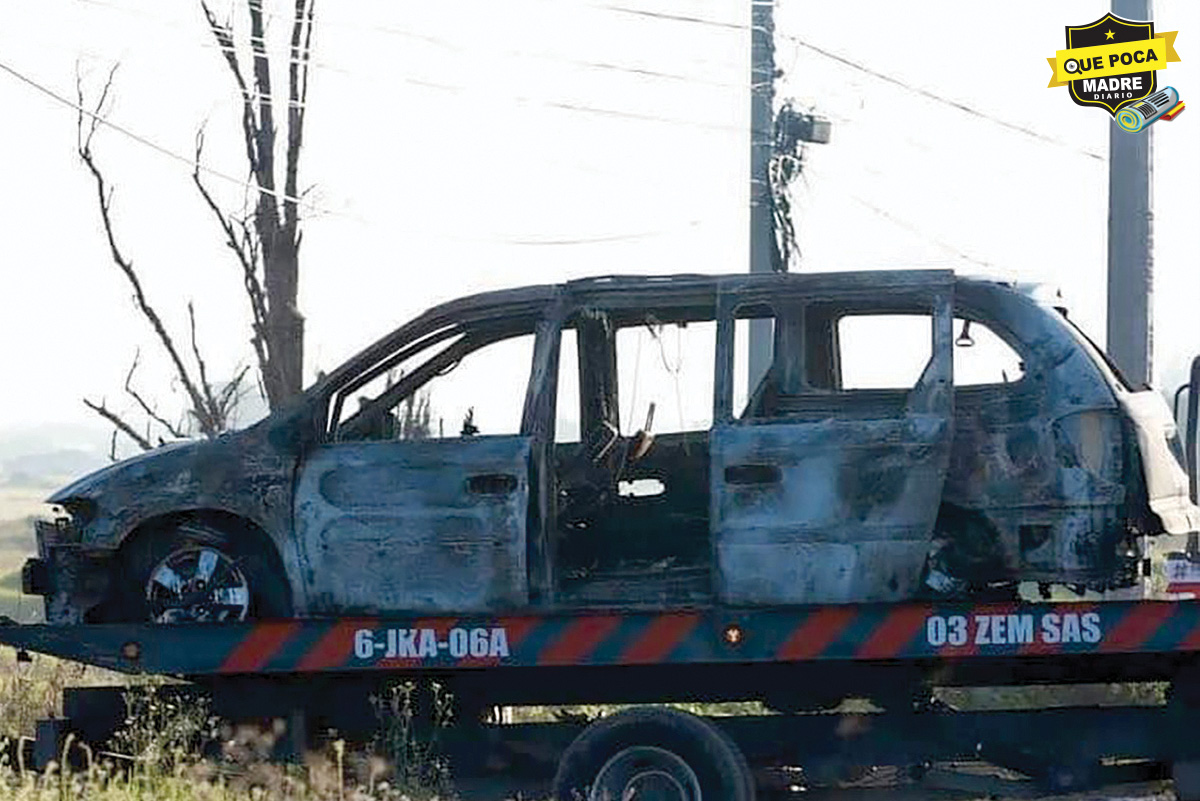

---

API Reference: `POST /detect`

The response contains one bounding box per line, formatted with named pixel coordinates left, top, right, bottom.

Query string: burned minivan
left=25, top=271, right=1200, bottom=624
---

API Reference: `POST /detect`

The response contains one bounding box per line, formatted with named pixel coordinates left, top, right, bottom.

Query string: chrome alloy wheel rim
left=145, top=547, right=251, bottom=623
left=589, top=746, right=702, bottom=801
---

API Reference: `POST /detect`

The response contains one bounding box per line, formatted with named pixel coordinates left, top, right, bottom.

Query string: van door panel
left=711, top=283, right=954, bottom=605
left=295, top=436, right=531, bottom=613
left=712, top=414, right=950, bottom=604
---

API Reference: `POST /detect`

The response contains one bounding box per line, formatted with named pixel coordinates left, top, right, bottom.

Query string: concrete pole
left=1107, top=0, right=1153, bottom=387
left=747, top=0, right=775, bottom=394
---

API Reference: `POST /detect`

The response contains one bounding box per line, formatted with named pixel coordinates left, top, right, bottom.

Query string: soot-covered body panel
left=30, top=272, right=1199, bottom=624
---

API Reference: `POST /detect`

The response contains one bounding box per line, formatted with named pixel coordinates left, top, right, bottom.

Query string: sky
left=0, top=0, right=1196, bottom=459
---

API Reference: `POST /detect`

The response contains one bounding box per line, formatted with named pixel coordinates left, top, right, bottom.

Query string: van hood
left=47, top=440, right=197, bottom=504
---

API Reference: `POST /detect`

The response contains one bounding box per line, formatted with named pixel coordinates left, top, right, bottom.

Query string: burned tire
left=113, top=521, right=290, bottom=623
left=552, top=707, right=755, bottom=801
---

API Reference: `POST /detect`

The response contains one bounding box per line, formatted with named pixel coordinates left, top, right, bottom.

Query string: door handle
left=467, top=473, right=519, bottom=495
left=724, top=463, right=782, bottom=486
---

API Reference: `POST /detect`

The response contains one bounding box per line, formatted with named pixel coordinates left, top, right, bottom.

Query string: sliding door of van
left=710, top=272, right=955, bottom=605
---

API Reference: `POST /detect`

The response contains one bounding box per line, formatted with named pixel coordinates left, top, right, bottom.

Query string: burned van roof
left=417, top=269, right=963, bottom=319
left=316, top=269, right=1007, bottom=392
left=381, top=269, right=965, bottom=337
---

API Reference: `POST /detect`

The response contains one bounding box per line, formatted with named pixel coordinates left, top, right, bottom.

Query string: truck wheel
left=117, top=522, right=290, bottom=623
left=552, top=707, right=754, bottom=801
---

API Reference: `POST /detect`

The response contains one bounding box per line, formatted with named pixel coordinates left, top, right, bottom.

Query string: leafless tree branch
left=218, top=364, right=253, bottom=417
left=187, top=301, right=220, bottom=424
left=285, top=0, right=315, bottom=238
left=84, top=398, right=153, bottom=452
left=199, top=0, right=310, bottom=409
left=192, top=128, right=271, bottom=383
left=122, top=351, right=187, bottom=439
left=79, top=2, right=314, bottom=454
left=76, top=65, right=218, bottom=438
left=248, top=0, right=278, bottom=201
left=200, top=0, right=261, bottom=174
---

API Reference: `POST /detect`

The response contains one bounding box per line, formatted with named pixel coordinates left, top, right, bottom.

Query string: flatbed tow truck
left=8, top=272, right=1200, bottom=800
left=6, top=598, right=1200, bottom=799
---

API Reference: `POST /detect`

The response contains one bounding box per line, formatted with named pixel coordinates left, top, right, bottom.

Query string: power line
left=69, top=0, right=765, bottom=136
left=78, top=0, right=744, bottom=89
left=0, top=57, right=337, bottom=214
left=78, top=0, right=1098, bottom=162
left=842, top=193, right=996, bottom=270
left=2, top=57, right=715, bottom=248
left=597, top=4, right=1103, bottom=162
left=784, top=36, right=1103, bottom=162
left=599, top=5, right=748, bottom=32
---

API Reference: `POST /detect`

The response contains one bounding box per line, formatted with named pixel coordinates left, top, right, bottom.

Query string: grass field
left=0, top=500, right=42, bottom=624
left=0, top=486, right=44, bottom=625
left=0, top=652, right=461, bottom=800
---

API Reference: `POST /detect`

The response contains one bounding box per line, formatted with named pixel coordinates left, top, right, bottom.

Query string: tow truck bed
left=1, top=600, right=1195, bottom=678
left=8, top=600, right=1200, bottom=799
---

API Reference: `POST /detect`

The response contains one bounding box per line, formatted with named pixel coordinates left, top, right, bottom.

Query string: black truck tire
left=115, top=521, right=290, bottom=623
left=552, top=706, right=755, bottom=800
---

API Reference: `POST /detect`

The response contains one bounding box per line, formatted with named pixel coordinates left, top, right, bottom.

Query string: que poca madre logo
left=1047, top=13, right=1184, bottom=132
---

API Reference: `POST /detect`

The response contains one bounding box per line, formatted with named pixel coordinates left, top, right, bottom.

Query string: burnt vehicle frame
left=26, top=270, right=1196, bottom=624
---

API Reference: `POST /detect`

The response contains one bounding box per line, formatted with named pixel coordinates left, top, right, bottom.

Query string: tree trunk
left=262, top=236, right=304, bottom=407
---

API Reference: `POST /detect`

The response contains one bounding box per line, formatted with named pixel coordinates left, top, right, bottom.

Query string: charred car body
left=25, top=270, right=1200, bottom=624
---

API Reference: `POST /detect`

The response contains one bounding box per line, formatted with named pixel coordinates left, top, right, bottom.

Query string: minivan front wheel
left=117, top=522, right=290, bottom=623
left=145, top=545, right=251, bottom=623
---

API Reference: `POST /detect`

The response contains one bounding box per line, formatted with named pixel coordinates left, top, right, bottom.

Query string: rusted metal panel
left=940, top=281, right=1169, bottom=589
left=524, top=305, right=568, bottom=604
left=294, top=436, right=531, bottom=613
left=40, top=426, right=298, bottom=623
left=45, top=433, right=294, bottom=553
left=711, top=414, right=952, bottom=604
left=709, top=284, right=954, bottom=606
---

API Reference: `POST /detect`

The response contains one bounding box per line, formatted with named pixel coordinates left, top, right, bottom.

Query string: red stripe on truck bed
left=539, top=615, right=621, bottom=665
left=1099, top=603, right=1175, bottom=652
left=777, top=607, right=856, bottom=660
left=220, top=621, right=301, bottom=673
left=856, top=606, right=929, bottom=659
left=621, top=613, right=701, bottom=664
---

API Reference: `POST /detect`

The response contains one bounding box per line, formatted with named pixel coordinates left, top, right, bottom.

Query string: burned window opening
left=553, top=308, right=715, bottom=607
left=334, top=320, right=536, bottom=443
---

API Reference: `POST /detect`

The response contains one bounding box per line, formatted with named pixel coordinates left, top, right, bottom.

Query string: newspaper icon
left=1116, top=86, right=1185, bottom=132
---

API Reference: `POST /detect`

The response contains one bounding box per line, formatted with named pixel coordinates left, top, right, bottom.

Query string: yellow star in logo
left=1105, top=29, right=1115, bottom=40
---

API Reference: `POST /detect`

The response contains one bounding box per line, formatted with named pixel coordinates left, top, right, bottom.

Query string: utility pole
left=1107, top=0, right=1153, bottom=387
left=747, top=0, right=775, bottom=393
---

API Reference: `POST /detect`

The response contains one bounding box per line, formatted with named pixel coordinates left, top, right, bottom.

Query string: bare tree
left=78, top=0, right=315, bottom=453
